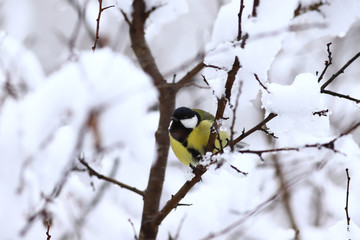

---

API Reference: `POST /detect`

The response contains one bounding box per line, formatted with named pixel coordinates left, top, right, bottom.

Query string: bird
left=168, top=107, right=229, bottom=167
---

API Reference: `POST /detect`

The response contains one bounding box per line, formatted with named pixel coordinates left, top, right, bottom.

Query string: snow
left=1, top=0, right=360, bottom=240
left=262, top=73, right=330, bottom=144
left=328, top=220, right=360, bottom=240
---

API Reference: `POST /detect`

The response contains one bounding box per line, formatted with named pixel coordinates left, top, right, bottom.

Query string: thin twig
left=128, top=219, right=139, bottom=240
left=232, top=113, right=277, bottom=146
left=252, top=0, right=260, bottom=17
left=254, top=73, right=270, bottom=93
left=345, top=168, right=351, bottom=229
left=238, top=120, right=360, bottom=160
left=67, top=0, right=97, bottom=45
left=79, top=157, right=144, bottom=197
left=201, top=190, right=282, bottom=240
left=174, top=61, right=205, bottom=89
left=320, top=50, right=360, bottom=103
left=173, top=215, right=187, bottom=240
left=321, top=90, right=360, bottom=104
left=230, top=164, right=248, bottom=176
left=317, top=42, right=332, bottom=83
left=152, top=165, right=207, bottom=227
left=92, top=0, right=114, bottom=50
left=46, top=221, right=51, bottom=240
left=237, top=0, right=245, bottom=41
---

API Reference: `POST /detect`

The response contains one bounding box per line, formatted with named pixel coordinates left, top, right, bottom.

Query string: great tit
left=168, top=107, right=229, bottom=167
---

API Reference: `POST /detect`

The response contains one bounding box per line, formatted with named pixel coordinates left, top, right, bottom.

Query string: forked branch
left=92, top=0, right=114, bottom=50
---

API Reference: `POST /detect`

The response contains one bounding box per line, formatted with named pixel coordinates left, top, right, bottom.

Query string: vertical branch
left=126, top=1, right=177, bottom=239
left=345, top=168, right=351, bottom=229
left=46, top=222, right=51, bottom=240
left=271, top=154, right=300, bottom=239
left=252, top=0, right=260, bottom=17
left=92, top=0, right=114, bottom=50
left=153, top=56, right=241, bottom=228
left=317, top=42, right=332, bottom=83
left=206, top=56, right=240, bottom=153
left=237, top=0, right=245, bottom=41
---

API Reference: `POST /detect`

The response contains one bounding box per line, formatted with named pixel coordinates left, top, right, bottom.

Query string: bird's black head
left=169, top=107, right=200, bottom=143
left=171, top=107, right=200, bottom=129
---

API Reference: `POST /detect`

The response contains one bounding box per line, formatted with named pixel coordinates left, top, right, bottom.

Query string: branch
left=46, top=221, right=51, bottom=240
left=320, top=50, right=360, bottom=103
left=92, top=0, right=114, bottom=50
left=152, top=165, right=206, bottom=226
left=237, top=0, right=245, bottom=41
left=254, top=73, right=270, bottom=93
left=232, top=113, right=277, bottom=146
left=201, top=189, right=283, bottom=240
left=238, top=120, right=360, bottom=160
left=127, top=1, right=177, bottom=239
left=129, top=219, right=139, bottom=240
left=345, top=168, right=351, bottom=228
left=271, top=151, right=299, bottom=238
left=174, top=61, right=206, bottom=89
left=206, top=56, right=241, bottom=152
left=153, top=56, right=241, bottom=228
left=67, top=0, right=98, bottom=45
left=317, top=42, right=332, bottom=83
left=78, top=157, right=144, bottom=197
left=251, top=0, right=260, bottom=17
left=129, top=0, right=165, bottom=86
left=20, top=120, right=89, bottom=237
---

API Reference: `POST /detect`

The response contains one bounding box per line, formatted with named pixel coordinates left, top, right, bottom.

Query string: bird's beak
left=171, top=116, right=179, bottom=121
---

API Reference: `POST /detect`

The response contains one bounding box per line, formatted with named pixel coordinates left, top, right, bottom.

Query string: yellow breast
left=169, top=120, right=229, bottom=166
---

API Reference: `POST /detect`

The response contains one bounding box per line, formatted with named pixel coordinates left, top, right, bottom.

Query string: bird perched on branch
left=168, top=107, right=229, bottom=167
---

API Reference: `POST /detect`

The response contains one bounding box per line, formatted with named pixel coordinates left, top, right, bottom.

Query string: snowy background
left=1, top=0, right=360, bottom=239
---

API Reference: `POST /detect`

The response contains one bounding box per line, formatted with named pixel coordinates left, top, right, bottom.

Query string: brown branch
left=152, top=165, right=207, bottom=227
left=92, top=0, right=114, bottom=50
left=128, top=219, right=139, bottom=240
left=174, top=61, right=205, bottom=89
left=46, top=221, right=51, bottom=240
left=206, top=56, right=241, bottom=152
left=153, top=56, right=241, bottom=228
left=317, top=42, right=332, bottom=83
left=230, top=164, right=248, bottom=175
left=270, top=150, right=300, bottom=239
left=254, top=73, right=270, bottom=93
left=321, top=89, right=360, bottom=103
left=320, top=50, right=360, bottom=103
left=232, top=113, right=277, bottom=146
left=237, top=0, right=245, bottom=41
left=129, top=0, right=165, bottom=87
left=252, top=0, right=260, bottom=17
left=294, top=1, right=327, bottom=17
left=78, top=157, right=144, bottom=197
left=127, top=1, right=178, bottom=239
left=238, top=120, right=360, bottom=160
left=345, top=168, right=351, bottom=228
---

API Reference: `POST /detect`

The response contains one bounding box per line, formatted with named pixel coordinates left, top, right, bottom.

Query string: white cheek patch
left=180, top=116, right=198, bottom=129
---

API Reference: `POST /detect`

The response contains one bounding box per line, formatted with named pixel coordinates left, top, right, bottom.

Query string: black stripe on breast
left=187, top=148, right=201, bottom=162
